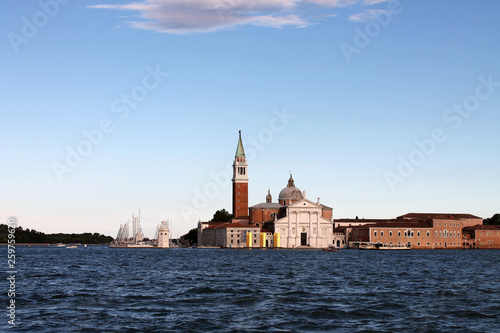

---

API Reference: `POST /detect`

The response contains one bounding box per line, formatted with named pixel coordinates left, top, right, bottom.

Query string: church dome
left=278, top=174, right=303, bottom=204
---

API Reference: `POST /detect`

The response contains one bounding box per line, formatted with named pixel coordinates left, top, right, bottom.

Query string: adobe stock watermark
left=6, top=217, right=18, bottom=326
left=339, top=0, right=406, bottom=64
left=7, top=0, right=70, bottom=54
left=179, top=107, right=297, bottom=223
left=51, top=65, right=168, bottom=182
left=384, top=74, right=500, bottom=191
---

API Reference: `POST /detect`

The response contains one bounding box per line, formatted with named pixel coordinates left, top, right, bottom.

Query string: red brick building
left=345, top=213, right=500, bottom=249
left=463, top=225, right=500, bottom=249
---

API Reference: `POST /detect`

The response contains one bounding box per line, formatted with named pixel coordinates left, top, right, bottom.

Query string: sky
left=1, top=0, right=499, bottom=239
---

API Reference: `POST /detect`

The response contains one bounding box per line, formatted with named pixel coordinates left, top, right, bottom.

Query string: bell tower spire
left=232, top=130, right=249, bottom=219
left=266, top=188, right=272, bottom=203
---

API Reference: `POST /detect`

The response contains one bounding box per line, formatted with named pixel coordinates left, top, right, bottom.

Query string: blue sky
left=1, top=0, right=499, bottom=238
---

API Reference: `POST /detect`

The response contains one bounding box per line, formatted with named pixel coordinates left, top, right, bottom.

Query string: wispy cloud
left=348, top=8, right=389, bottom=22
left=89, top=0, right=388, bottom=34
left=362, top=0, right=387, bottom=5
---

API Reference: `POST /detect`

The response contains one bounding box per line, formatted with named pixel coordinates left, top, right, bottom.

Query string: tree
left=484, top=213, right=500, bottom=225
left=0, top=224, right=113, bottom=244
left=210, top=209, right=233, bottom=222
left=181, top=228, right=198, bottom=246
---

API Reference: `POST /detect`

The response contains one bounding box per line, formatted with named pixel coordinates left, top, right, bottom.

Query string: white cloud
left=362, top=0, right=387, bottom=5
left=348, top=8, right=389, bottom=22
left=89, top=0, right=388, bottom=34
left=303, top=0, right=360, bottom=7
left=89, top=0, right=307, bottom=34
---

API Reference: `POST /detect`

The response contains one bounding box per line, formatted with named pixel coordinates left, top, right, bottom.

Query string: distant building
left=198, top=131, right=335, bottom=248
left=197, top=131, right=497, bottom=250
left=157, top=221, right=170, bottom=248
left=344, top=213, right=494, bottom=249
left=463, top=224, right=500, bottom=249
left=198, top=222, right=262, bottom=248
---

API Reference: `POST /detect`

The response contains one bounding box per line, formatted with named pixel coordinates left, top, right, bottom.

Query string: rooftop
left=206, top=222, right=260, bottom=230
left=398, top=213, right=482, bottom=220
left=463, top=225, right=500, bottom=231
left=235, top=130, right=245, bottom=157
left=250, top=203, right=284, bottom=209
left=353, top=220, right=434, bottom=229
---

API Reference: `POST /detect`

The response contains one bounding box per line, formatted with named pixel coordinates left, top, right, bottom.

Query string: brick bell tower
left=232, top=130, right=249, bottom=219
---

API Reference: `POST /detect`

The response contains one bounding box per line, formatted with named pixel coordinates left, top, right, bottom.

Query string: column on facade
left=309, top=212, right=313, bottom=246
left=317, top=212, right=320, bottom=247
left=287, top=210, right=291, bottom=248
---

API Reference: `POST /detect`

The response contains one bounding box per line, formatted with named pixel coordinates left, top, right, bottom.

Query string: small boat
left=323, top=246, right=339, bottom=252
left=66, top=245, right=78, bottom=249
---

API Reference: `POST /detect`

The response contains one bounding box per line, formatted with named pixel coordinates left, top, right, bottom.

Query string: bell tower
left=232, top=130, right=249, bottom=219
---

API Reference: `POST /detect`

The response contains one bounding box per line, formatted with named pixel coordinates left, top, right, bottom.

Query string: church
left=198, top=131, right=335, bottom=248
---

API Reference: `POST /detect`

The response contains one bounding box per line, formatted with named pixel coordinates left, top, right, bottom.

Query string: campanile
left=232, top=131, right=249, bottom=219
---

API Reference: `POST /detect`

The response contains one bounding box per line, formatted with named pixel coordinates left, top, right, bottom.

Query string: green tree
left=182, top=228, right=198, bottom=246
left=0, top=224, right=113, bottom=244
left=484, top=213, right=500, bottom=225
left=210, top=209, right=233, bottom=222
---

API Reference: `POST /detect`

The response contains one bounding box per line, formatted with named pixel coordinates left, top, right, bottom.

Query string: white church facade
left=269, top=199, right=334, bottom=248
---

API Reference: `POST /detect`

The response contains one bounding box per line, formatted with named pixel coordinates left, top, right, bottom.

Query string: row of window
left=375, top=230, right=420, bottom=237
left=388, top=241, right=461, bottom=247
left=435, top=221, right=460, bottom=227
left=374, top=230, right=460, bottom=238
left=230, top=239, right=274, bottom=245
left=434, top=230, right=460, bottom=238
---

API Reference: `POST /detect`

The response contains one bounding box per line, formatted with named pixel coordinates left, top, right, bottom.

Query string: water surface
left=5, top=247, right=500, bottom=332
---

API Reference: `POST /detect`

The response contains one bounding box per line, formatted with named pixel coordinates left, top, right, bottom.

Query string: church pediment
left=287, top=198, right=322, bottom=209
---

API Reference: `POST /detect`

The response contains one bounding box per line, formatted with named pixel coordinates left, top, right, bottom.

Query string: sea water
left=4, top=247, right=500, bottom=332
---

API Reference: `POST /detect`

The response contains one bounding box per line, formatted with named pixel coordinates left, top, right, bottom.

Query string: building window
left=254, top=239, right=256, bottom=243
left=427, top=231, right=430, bottom=237
left=381, top=231, right=384, bottom=237
left=458, top=232, right=460, bottom=238
left=238, top=240, right=240, bottom=243
left=444, top=222, right=447, bottom=227
left=231, top=240, right=233, bottom=244
left=417, top=231, right=420, bottom=237
left=398, top=231, right=401, bottom=237
left=389, top=231, right=393, bottom=237
left=374, top=231, right=377, bottom=237
left=417, top=242, right=421, bottom=246
left=435, top=231, right=437, bottom=237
